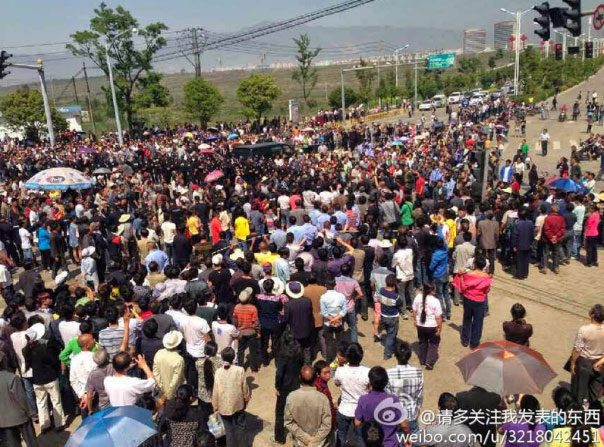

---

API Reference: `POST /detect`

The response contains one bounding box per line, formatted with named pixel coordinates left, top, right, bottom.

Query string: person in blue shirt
left=37, top=224, right=52, bottom=271
left=144, top=242, right=169, bottom=272
left=429, top=236, right=451, bottom=320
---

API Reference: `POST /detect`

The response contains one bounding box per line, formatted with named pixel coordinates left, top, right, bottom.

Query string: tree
left=134, top=71, right=170, bottom=109
left=355, top=58, right=376, bottom=103
left=0, top=88, right=67, bottom=141
left=488, top=56, right=496, bottom=69
left=236, top=73, right=281, bottom=122
left=328, top=86, right=357, bottom=108
left=182, top=77, right=224, bottom=128
left=67, top=3, right=167, bottom=132
left=292, top=34, right=321, bottom=108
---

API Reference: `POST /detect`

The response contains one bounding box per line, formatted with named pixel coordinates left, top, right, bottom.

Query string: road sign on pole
left=426, top=53, right=455, bottom=70
left=594, top=4, right=604, bottom=30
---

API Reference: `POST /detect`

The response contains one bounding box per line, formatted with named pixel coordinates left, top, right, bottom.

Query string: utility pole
left=50, top=78, right=57, bottom=108
left=414, top=60, right=418, bottom=108
left=9, top=60, right=55, bottom=147
left=178, top=27, right=206, bottom=77
left=82, top=62, right=96, bottom=134
left=71, top=77, right=79, bottom=103
left=563, top=32, right=567, bottom=60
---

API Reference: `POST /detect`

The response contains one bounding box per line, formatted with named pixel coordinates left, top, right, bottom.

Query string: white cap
left=212, top=254, right=223, bottom=265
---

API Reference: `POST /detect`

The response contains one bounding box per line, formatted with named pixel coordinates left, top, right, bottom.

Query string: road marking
left=534, top=141, right=540, bottom=152
left=553, top=141, right=561, bottom=151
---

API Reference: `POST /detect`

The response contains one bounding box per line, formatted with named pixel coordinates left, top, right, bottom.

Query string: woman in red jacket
left=454, top=256, right=493, bottom=349
left=584, top=204, right=600, bottom=267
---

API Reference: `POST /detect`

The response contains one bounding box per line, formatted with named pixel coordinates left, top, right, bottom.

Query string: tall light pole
left=340, top=64, right=387, bottom=124
left=105, top=28, right=137, bottom=146
left=393, top=44, right=410, bottom=88
left=500, top=8, right=531, bottom=96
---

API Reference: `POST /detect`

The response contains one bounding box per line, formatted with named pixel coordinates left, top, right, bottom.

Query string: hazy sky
left=3, top=0, right=602, bottom=48
left=2, top=0, right=602, bottom=86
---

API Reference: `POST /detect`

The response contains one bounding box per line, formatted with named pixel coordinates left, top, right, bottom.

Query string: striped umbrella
left=455, top=340, right=556, bottom=395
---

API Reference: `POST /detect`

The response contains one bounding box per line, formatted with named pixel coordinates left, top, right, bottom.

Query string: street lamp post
left=340, top=64, right=390, bottom=124
left=500, top=8, right=531, bottom=96
left=105, top=28, right=137, bottom=146
left=393, top=44, right=410, bottom=88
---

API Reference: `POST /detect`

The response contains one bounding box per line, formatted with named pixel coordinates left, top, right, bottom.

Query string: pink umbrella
left=204, top=169, right=224, bottom=183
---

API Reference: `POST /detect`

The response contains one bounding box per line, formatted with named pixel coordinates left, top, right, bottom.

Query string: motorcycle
left=558, top=111, right=567, bottom=122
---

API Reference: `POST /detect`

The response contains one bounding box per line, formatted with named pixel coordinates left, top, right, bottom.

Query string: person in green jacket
left=520, top=139, right=529, bottom=161
left=400, top=196, right=414, bottom=227
left=59, top=320, right=98, bottom=370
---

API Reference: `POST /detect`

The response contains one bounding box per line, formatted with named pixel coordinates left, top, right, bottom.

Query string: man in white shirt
left=392, top=237, right=414, bottom=318
left=58, top=305, right=81, bottom=347
left=70, top=334, right=97, bottom=409
left=181, top=300, right=211, bottom=358
left=540, top=128, right=550, bottom=156
left=160, top=213, right=177, bottom=263
left=18, top=225, right=33, bottom=263
left=9, top=311, right=36, bottom=416
left=333, top=343, right=370, bottom=447
left=277, top=192, right=291, bottom=226
left=104, top=351, right=155, bottom=406
left=320, top=279, right=348, bottom=363
left=212, top=305, right=239, bottom=353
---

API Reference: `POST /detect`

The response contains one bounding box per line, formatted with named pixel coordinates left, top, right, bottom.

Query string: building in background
left=463, top=28, right=487, bottom=54
left=57, top=105, right=83, bottom=132
left=494, top=21, right=515, bottom=50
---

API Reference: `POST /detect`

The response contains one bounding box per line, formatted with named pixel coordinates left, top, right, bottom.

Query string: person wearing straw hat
left=153, top=331, right=185, bottom=400
left=284, top=281, right=314, bottom=364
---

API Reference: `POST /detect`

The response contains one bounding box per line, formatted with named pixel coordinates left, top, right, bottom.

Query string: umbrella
left=198, top=143, right=211, bottom=150
left=118, top=164, right=134, bottom=176
left=549, top=177, right=588, bottom=193
left=77, top=145, right=95, bottom=154
left=200, top=148, right=214, bottom=155
left=92, top=168, right=112, bottom=175
left=227, top=133, right=239, bottom=140
left=204, top=169, right=224, bottom=183
left=302, top=127, right=315, bottom=132
left=25, top=167, right=92, bottom=191
left=207, top=127, right=219, bottom=132
left=66, top=406, right=157, bottom=447
left=389, top=141, right=404, bottom=146
left=455, top=340, right=556, bottom=396
left=182, top=131, right=194, bottom=139
left=204, top=136, right=219, bottom=142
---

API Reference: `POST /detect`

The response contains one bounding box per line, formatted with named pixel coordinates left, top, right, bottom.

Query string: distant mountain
left=3, top=25, right=463, bottom=86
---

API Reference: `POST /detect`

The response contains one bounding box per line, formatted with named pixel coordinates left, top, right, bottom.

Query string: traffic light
left=549, top=7, right=569, bottom=27
left=555, top=43, right=563, bottom=60
left=585, top=41, right=593, bottom=58
left=534, top=2, right=551, bottom=41
left=0, top=51, right=12, bottom=79
left=562, top=0, right=581, bottom=37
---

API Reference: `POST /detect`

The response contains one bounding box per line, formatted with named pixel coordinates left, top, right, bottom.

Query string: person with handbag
left=212, top=347, right=251, bottom=447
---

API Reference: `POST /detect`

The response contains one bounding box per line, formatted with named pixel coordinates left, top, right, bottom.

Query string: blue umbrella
left=549, top=177, right=588, bottom=193
left=389, top=141, right=404, bottom=146
left=65, top=406, right=157, bottom=447
left=227, top=133, right=239, bottom=140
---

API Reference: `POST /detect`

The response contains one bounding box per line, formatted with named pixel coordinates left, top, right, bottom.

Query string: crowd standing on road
left=0, top=91, right=603, bottom=447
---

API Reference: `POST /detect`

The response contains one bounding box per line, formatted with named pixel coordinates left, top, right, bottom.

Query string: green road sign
left=427, top=53, right=456, bottom=70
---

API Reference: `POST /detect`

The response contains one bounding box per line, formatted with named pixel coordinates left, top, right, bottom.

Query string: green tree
left=328, top=86, right=357, bottom=108
left=458, top=57, right=482, bottom=74
left=182, top=77, right=224, bottom=128
left=488, top=56, right=496, bottom=69
left=355, top=58, right=376, bottom=103
left=236, top=73, right=281, bottom=122
left=134, top=71, right=170, bottom=109
left=291, top=34, right=321, bottom=108
left=66, top=2, right=167, bottom=132
left=0, top=87, right=67, bottom=141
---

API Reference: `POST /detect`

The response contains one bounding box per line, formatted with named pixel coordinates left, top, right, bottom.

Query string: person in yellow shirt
left=254, top=240, right=279, bottom=267
left=234, top=210, right=251, bottom=249
left=444, top=208, right=457, bottom=250
left=186, top=210, right=201, bottom=244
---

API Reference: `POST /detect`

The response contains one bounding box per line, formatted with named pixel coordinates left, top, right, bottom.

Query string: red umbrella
left=204, top=170, right=224, bottom=183
left=455, top=340, right=556, bottom=396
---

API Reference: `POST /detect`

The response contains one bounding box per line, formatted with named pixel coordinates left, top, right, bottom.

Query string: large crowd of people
left=0, top=90, right=602, bottom=447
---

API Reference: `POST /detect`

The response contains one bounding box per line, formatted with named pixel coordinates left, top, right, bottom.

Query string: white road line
left=553, top=141, right=561, bottom=150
